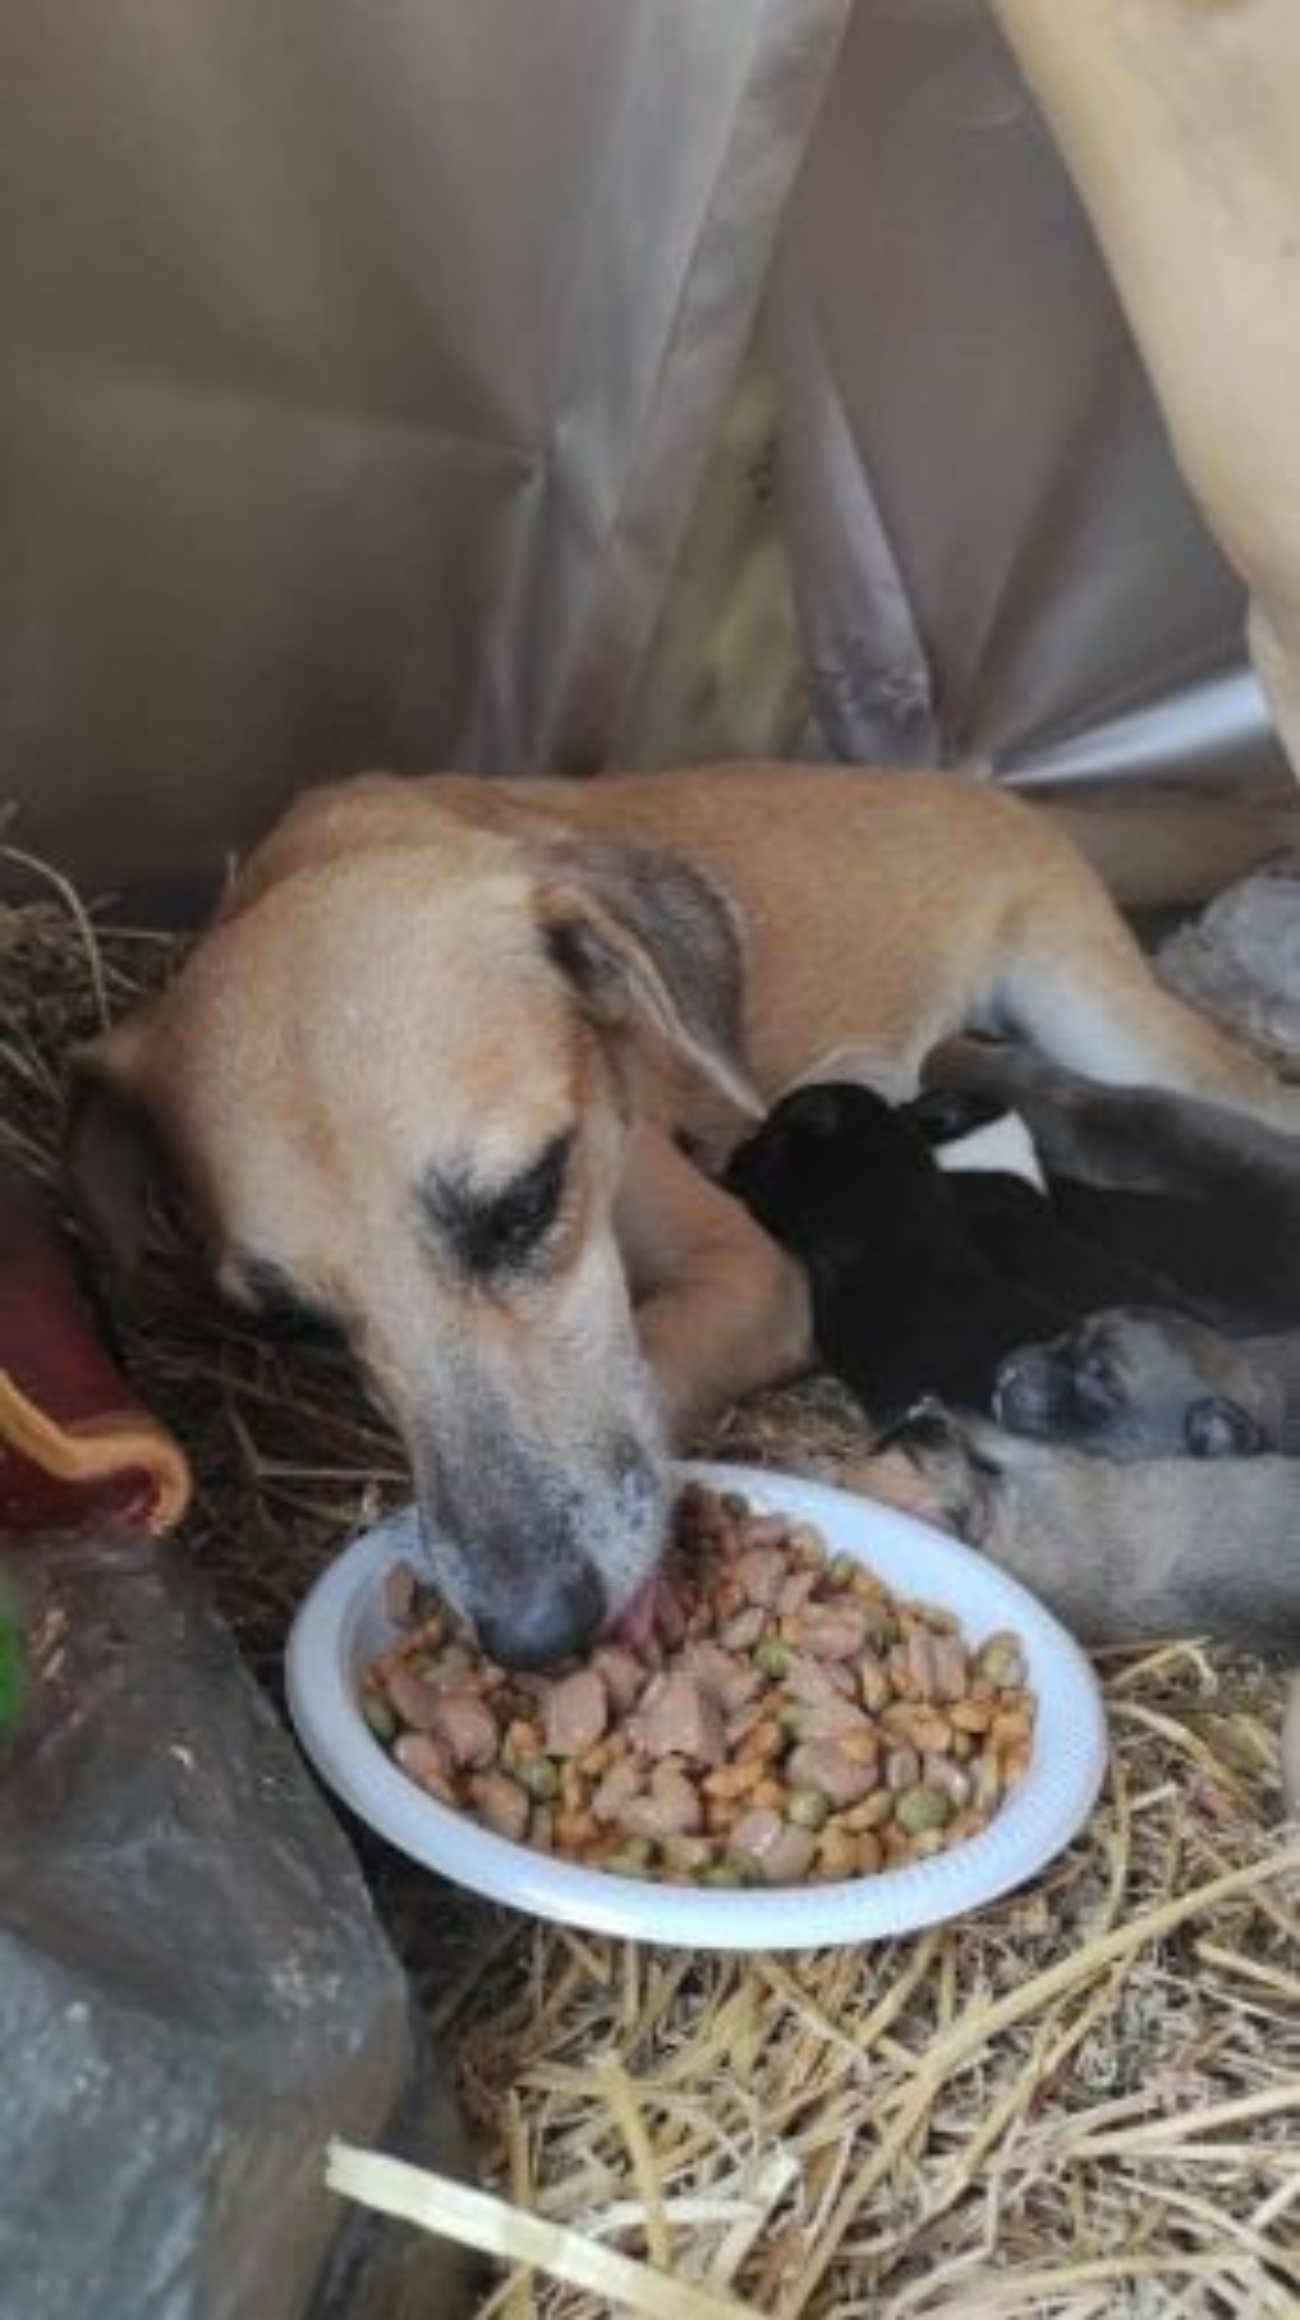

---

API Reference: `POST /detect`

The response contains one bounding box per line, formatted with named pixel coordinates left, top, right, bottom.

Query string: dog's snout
left=475, top=1563, right=606, bottom=1671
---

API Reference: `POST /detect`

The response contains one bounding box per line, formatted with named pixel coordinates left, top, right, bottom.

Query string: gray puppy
left=882, top=1402, right=1300, bottom=1810
left=886, top=1403, right=1300, bottom=1659
left=995, top=1307, right=1300, bottom=1460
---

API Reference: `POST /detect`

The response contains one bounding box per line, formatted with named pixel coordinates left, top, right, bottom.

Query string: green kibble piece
left=894, top=1784, right=953, bottom=1835
left=606, top=1836, right=656, bottom=1878
left=978, top=1635, right=1026, bottom=1688
left=786, top=1789, right=831, bottom=1831
left=756, top=1637, right=792, bottom=1678
left=723, top=1854, right=765, bottom=1887
left=779, top=1702, right=810, bottom=1736
left=516, top=1755, right=560, bottom=1802
left=362, top=1693, right=397, bottom=1744
left=702, top=1860, right=745, bottom=1887
left=828, top=1553, right=858, bottom=1590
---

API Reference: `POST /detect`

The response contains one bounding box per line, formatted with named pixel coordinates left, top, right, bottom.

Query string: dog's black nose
left=475, top=1563, right=606, bottom=1671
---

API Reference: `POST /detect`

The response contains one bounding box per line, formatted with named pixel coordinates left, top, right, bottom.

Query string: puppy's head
left=870, top=1399, right=1003, bottom=1542
left=68, top=806, right=760, bottom=1667
left=994, top=1307, right=1274, bottom=1460
left=725, top=1081, right=953, bottom=1265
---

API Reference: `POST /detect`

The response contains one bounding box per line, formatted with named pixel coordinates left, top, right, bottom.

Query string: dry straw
left=2, top=872, right=1297, bottom=2319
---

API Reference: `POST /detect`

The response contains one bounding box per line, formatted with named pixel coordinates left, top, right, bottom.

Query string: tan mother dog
left=69, top=763, right=1300, bottom=1665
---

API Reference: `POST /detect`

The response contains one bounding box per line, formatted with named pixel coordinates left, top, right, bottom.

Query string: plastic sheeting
left=0, top=0, right=847, bottom=902
left=769, top=0, right=1283, bottom=787
left=0, top=1, right=1294, bottom=908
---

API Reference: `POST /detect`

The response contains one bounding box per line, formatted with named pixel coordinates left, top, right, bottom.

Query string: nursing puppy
left=902, top=1085, right=1221, bottom=1321
left=996, top=1308, right=1300, bottom=1459
left=924, top=1039, right=1300, bottom=1329
left=882, top=1400, right=1300, bottom=1659
left=728, top=1082, right=1134, bottom=1422
left=725, top=1081, right=1197, bottom=1423
left=66, top=763, right=1300, bottom=1667
left=877, top=1401, right=1300, bottom=1811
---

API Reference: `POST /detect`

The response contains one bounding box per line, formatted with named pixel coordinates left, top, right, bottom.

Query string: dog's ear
left=1184, top=1395, right=1265, bottom=1459
left=535, top=840, right=762, bottom=1117
left=64, top=1024, right=184, bottom=1281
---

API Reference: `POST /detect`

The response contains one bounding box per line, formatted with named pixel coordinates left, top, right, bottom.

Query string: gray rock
left=0, top=1532, right=474, bottom=2320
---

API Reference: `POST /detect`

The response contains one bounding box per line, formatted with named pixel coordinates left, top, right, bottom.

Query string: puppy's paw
left=835, top=1446, right=953, bottom=1533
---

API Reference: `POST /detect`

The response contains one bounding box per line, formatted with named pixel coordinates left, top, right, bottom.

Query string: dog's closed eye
left=425, top=1131, right=574, bottom=1280
left=224, top=1255, right=344, bottom=1342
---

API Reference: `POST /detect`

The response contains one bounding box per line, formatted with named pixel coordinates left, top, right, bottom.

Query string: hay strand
left=325, top=2142, right=760, bottom=2319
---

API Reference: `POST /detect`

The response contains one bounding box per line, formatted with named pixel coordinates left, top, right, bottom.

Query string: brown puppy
left=68, top=763, right=1300, bottom=1665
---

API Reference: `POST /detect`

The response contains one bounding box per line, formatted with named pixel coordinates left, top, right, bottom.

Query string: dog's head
left=725, top=1081, right=954, bottom=1267
left=993, top=1306, right=1277, bottom=1460
left=67, top=797, right=761, bottom=1666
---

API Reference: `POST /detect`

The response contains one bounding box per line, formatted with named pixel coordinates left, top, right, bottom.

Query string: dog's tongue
left=606, top=1574, right=661, bottom=1651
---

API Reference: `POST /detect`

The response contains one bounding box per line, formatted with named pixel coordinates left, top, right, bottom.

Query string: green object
left=894, top=1784, right=953, bottom=1836
left=0, top=1583, right=27, bottom=1751
left=755, top=1636, right=791, bottom=1678
left=515, top=1754, right=560, bottom=1802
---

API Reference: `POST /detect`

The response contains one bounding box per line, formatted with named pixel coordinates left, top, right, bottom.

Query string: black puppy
left=725, top=1080, right=1201, bottom=1425
left=901, top=1087, right=1200, bottom=1317
left=725, top=1083, right=1076, bottom=1423
left=923, top=1039, right=1300, bottom=1330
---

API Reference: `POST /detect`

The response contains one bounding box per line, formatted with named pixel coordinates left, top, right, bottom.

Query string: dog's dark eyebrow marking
left=422, top=1131, right=574, bottom=1279
left=230, top=1255, right=342, bottom=1339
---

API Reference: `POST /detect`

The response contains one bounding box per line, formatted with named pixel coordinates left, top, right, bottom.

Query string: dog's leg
left=984, top=911, right=1300, bottom=1132
left=615, top=1124, right=813, bottom=1445
left=928, top=1035, right=1300, bottom=1200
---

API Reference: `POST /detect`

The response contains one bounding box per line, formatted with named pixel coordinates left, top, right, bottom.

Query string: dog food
left=360, top=1482, right=1037, bottom=1887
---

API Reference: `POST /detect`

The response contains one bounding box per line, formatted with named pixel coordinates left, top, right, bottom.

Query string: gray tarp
left=2, top=1, right=1295, bottom=912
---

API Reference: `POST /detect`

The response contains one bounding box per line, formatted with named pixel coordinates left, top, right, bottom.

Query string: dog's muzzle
left=411, top=1425, right=668, bottom=1670
left=474, top=1562, right=608, bottom=1671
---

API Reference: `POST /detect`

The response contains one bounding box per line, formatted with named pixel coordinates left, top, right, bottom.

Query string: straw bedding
left=3, top=872, right=1297, bottom=2319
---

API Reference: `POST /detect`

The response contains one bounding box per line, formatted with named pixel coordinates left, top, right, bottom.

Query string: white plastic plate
left=285, top=1461, right=1109, bottom=1949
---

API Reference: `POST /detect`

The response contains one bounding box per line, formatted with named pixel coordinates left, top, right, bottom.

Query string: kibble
left=361, top=1480, right=1037, bottom=1888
